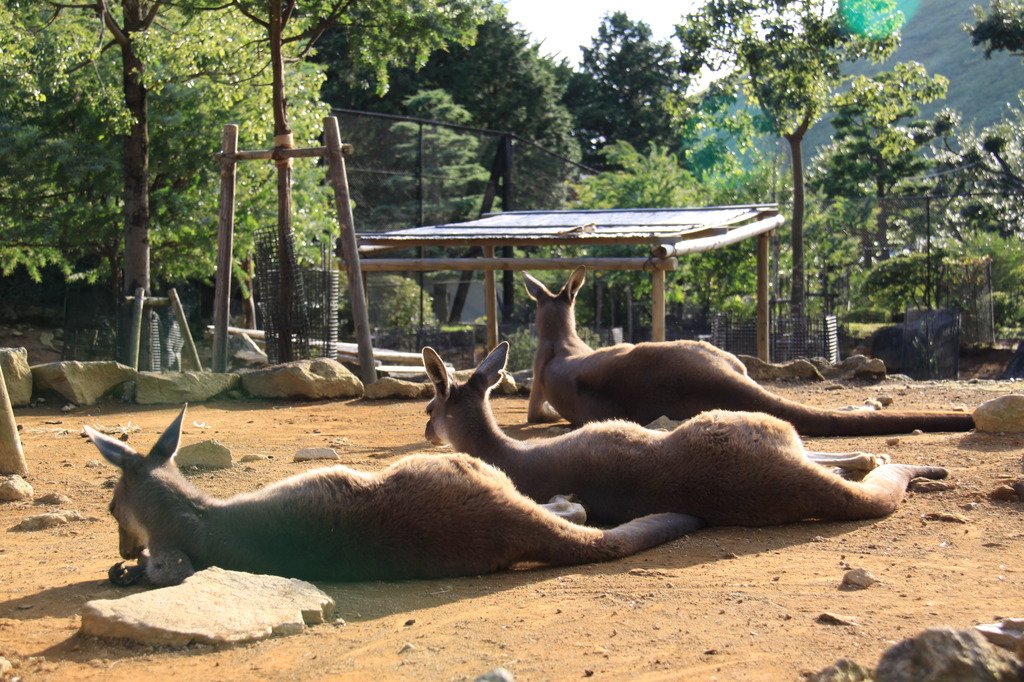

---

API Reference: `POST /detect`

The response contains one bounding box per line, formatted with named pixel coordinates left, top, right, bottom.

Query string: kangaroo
left=85, top=407, right=703, bottom=587
left=422, top=343, right=948, bottom=527
left=523, top=266, right=975, bottom=436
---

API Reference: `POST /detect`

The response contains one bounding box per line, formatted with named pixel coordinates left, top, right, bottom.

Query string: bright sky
left=502, top=0, right=703, bottom=65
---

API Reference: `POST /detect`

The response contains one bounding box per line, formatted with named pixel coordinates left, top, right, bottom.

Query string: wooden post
left=0, top=364, right=27, bottom=476
left=484, top=245, right=498, bottom=350
left=324, top=116, right=376, bottom=385
left=168, top=288, right=203, bottom=372
left=651, top=269, right=666, bottom=342
left=757, top=232, right=771, bottom=361
left=213, top=124, right=238, bottom=373
left=129, top=287, right=145, bottom=370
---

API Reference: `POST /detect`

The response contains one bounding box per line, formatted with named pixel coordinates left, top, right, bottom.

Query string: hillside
left=806, top=0, right=1022, bottom=152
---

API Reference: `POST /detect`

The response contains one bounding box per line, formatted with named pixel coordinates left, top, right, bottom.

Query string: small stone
left=294, top=447, right=340, bottom=462
left=0, top=655, right=12, bottom=676
left=973, top=394, right=1024, bottom=433
left=176, top=440, right=233, bottom=469
left=809, top=657, right=873, bottom=682
left=885, top=437, right=901, bottom=447
left=239, top=454, right=269, bottom=463
left=841, top=568, right=877, bottom=588
left=14, top=510, right=84, bottom=531
left=817, top=612, right=858, bottom=626
left=474, top=668, right=515, bottom=682
left=34, top=492, right=72, bottom=506
left=988, top=485, right=1019, bottom=501
left=0, top=475, right=34, bottom=501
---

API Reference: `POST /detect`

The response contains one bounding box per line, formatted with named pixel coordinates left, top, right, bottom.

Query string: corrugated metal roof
left=357, top=204, right=779, bottom=249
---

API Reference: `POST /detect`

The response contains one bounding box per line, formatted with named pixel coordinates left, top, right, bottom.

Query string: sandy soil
left=2, top=375, right=1023, bottom=681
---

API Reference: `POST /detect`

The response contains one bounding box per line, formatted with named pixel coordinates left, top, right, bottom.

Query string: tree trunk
left=120, top=0, right=150, bottom=296
left=269, top=0, right=295, bottom=362
left=785, top=126, right=808, bottom=322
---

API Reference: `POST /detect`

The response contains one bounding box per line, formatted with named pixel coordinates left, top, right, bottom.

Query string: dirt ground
left=2, top=372, right=1024, bottom=681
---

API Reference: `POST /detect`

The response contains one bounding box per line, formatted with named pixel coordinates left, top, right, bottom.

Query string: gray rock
left=176, top=440, right=232, bottom=469
left=363, top=377, right=431, bottom=400
left=809, top=658, right=874, bottom=682
left=14, top=510, right=84, bottom=531
left=0, top=347, right=32, bottom=406
left=239, top=453, right=269, bottom=463
left=0, top=474, right=33, bottom=501
left=241, top=358, right=363, bottom=400
left=228, top=333, right=269, bottom=369
left=841, top=568, right=877, bottom=588
left=738, top=355, right=825, bottom=381
left=294, top=447, right=340, bottom=462
left=79, top=566, right=335, bottom=646
left=875, top=627, right=1023, bottom=681
left=35, top=492, right=72, bottom=506
left=31, top=361, right=135, bottom=406
left=973, top=394, right=1024, bottom=433
left=474, top=668, right=515, bottom=682
left=135, top=371, right=240, bottom=405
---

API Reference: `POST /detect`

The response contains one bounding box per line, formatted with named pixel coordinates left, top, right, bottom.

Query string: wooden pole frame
left=211, top=119, right=376, bottom=382
left=0, top=363, right=27, bottom=476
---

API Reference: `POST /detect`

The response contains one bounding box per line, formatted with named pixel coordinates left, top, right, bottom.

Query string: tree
left=967, top=0, right=1024, bottom=59
left=811, top=62, right=948, bottom=264
left=676, top=0, right=901, bottom=320
left=564, top=12, right=686, bottom=170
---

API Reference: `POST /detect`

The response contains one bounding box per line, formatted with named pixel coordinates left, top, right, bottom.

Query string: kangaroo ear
left=422, top=346, right=451, bottom=399
left=523, top=272, right=552, bottom=302
left=563, top=266, right=587, bottom=302
left=474, top=342, right=509, bottom=389
left=84, top=425, right=138, bottom=470
left=148, top=405, right=186, bottom=465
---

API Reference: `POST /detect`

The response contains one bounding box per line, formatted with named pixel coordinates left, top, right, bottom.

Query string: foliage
left=675, top=0, right=901, bottom=318
left=351, top=274, right=439, bottom=329
left=860, top=251, right=942, bottom=312
left=812, top=62, right=948, bottom=200
left=562, top=12, right=686, bottom=170
left=967, top=0, right=1024, bottom=60
left=319, top=14, right=577, bottom=161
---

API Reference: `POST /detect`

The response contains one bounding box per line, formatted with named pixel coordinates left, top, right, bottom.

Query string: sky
left=502, top=0, right=703, bottom=66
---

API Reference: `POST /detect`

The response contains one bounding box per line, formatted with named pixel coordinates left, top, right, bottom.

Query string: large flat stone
left=135, top=371, right=240, bottom=404
left=0, top=347, right=32, bottom=406
left=240, top=358, right=363, bottom=400
left=79, top=567, right=335, bottom=646
left=31, top=361, right=135, bottom=406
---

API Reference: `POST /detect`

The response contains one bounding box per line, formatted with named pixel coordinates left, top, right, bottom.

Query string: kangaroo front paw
left=108, top=561, right=145, bottom=587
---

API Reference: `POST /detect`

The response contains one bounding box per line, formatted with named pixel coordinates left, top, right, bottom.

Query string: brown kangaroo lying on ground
left=423, top=343, right=948, bottom=527
left=524, top=266, right=975, bottom=436
left=85, top=407, right=703, bottom=587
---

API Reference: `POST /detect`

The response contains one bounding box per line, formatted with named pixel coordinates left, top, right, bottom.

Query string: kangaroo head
left=523, top=267, right=587, bottom=340
left=84, top=406, right=186, bottom=561
left=423, top=343, right=508, bottom=447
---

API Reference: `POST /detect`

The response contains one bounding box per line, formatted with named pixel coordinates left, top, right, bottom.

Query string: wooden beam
left=325, top=116, right=377, bottom=385
left=359, top=256, right=677, bottom=272
left=212, top=124, right=238, bottom=373
left=651, top=215, right=785, bottom=258
left=757, top=231, right=772, bottom=361
left=0, top=363, right=27, bottom=476
left=483, top=245, right=498, bottom=351
left=168, top=288, right=203, bottom=372
left=651, top=269, right=666, bottom=342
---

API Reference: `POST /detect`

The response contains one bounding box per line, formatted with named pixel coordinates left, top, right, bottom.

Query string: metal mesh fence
left=332, top=108, right=589, bottom=232
left=254, top=229, right=338, bottom=364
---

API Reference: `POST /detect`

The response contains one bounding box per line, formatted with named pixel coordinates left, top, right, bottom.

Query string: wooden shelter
left=356, top=204, right=784, bottom=360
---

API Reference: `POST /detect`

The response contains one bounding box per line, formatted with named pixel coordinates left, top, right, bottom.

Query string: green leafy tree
left=676, top=0, right=901, bottom=319
left=564, top=12, right=686, bottom=170
left=967, top=0, right=1024, bottom=59
left=811, top=62, right=948, bottom=264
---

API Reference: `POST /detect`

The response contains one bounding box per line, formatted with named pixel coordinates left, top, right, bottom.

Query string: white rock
left=79, top=567, right=335, bottom=646
left=0, top=474, right=34, bottom=501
